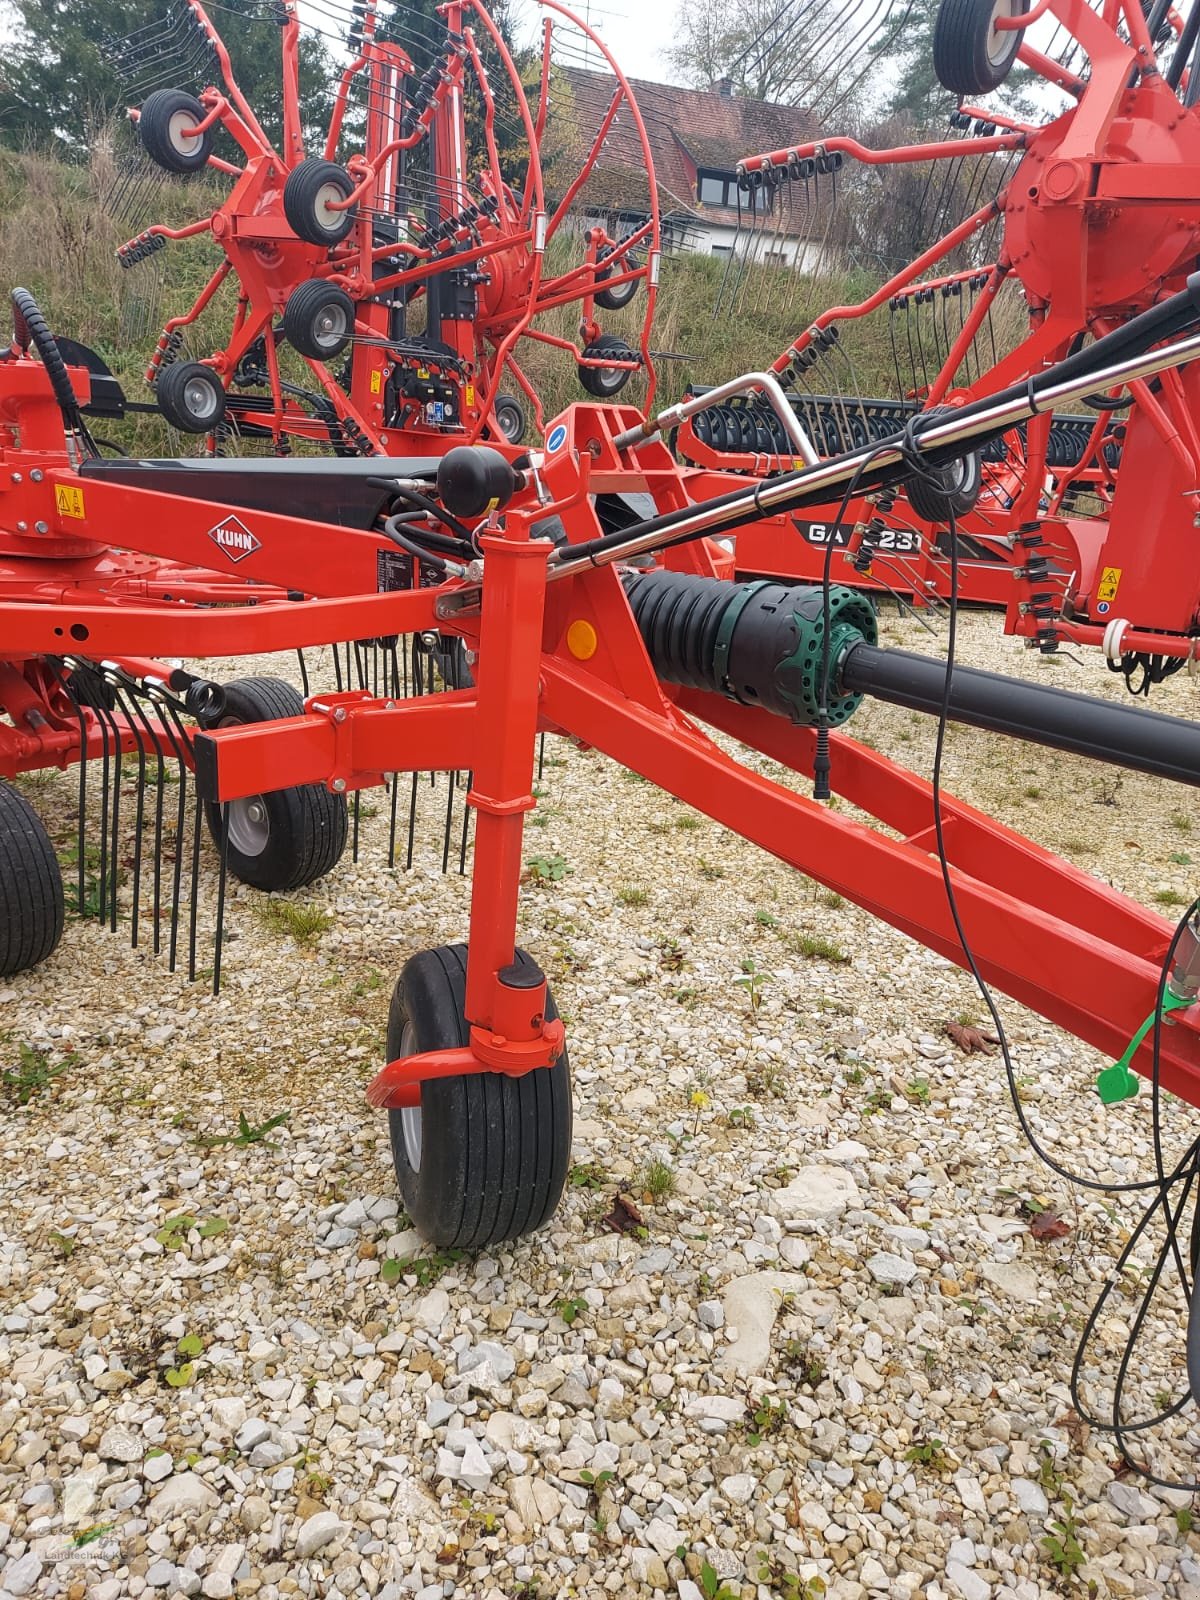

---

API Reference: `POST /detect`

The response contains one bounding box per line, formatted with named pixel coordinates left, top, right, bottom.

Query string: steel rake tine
left=108, top=678, right=149, bottom=948
left=155, top=699, right=192, bottom=976
left=213, top=804, right=229, bottom=996
left=297, top=649, right=310, bottom=697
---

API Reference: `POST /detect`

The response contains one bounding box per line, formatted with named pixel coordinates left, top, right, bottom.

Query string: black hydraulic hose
left=1166, top=0, right=1200, bottom=90
left=838, top=642, right=1200, bottom=787
left=557, top=272, right=1200, bottom=570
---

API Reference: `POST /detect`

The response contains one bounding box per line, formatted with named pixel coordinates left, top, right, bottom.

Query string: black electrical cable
left=894, top=478, right=1200, bottom=1483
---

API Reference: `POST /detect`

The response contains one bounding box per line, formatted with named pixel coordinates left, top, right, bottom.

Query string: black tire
left=386, top=944, right=572, bottom=1248
left=284, top=159, right=357, bottom=247
left=578, top=335, right=639, bottom=398
left=283, top=281, right=356, bottom=361
left=933, top=0, right=1030, bottom=95
left=906, top=448, right=982, bottom=523
left=156, top=362, right=226, bottom=434
left=0, top=781, right=65, bottom=977
left=493, top=393, right=527, bottom=445
left=138, top=89, right=214, bottom=175
left=201, top=677, right=347, bottom=892
left=595, top=247, right=642, bottom=311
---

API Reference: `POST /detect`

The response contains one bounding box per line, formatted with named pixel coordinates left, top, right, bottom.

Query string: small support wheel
left=137, top=89, right=214, bottom=175
left=385, top=945, right=572, bottom=1248
left=578, top=334, right=639, bottom=398
left=284, top=159, right=357, bottom=247
left=493, top=393, right=527, bottom=445
left=283, top=281, right=356, bottom=361
left=156, top=362, right=226, bottom=434
left=0, top=781, right=65, bottom=976
left=932, top=0, right=1030, bottom=95
left=906, top=449, right=982, bottom=523
left=202, top=677, right=348, bottom=892
left=595, top=248, right=643, bottom=311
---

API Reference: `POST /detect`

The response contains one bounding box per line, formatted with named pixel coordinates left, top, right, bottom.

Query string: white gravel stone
left=770, top=1165, right=861, bottom=1226
left=1, top=1553, right=42, bottom=1596
left=295, top=1510, right=347, bottom=1559
left=866, top=1251, right=918, bottom=1287
left=148, top=1472, right=219, bottom=1523
left=718, top=1271, right=808, bottom=1374
left=98, top=1423, right=144, bottom=1462
left=946, top=1559, right=993, bottom=1600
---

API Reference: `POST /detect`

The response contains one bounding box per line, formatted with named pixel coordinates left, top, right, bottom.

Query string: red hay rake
left=2, top=0, right=1200, bottom=1477
left=676, top=0, right=1200, bottom=694
left=112, top=0, right=659, bottom=453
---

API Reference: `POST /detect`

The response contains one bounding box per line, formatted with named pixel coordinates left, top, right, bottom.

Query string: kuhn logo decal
left=208, top=514, right=261, bottom=563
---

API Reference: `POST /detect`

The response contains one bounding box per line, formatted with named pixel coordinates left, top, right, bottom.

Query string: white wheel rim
left=987, top=0, right=1021, bottom=67
left=168, top=110, right=203, bottom=156
left=184, top=374, right=219, bottom=422
left=314, top=302, right=349, bottom=350
left=398, top=1020, right=422, bottom=1171
left=225, top=796, right=269, bottom=857
left=314, top=182, right=347, bottom=233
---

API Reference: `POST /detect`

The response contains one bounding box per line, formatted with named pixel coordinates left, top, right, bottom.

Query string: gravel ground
left=2, top=610, right=1200, bottom=1600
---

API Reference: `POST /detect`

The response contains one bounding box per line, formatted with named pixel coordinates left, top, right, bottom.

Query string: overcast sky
left=506, top=0, right=682, bottom=84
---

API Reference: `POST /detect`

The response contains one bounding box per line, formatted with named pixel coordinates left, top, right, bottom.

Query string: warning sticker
left=370, top=369, right=383, bottom=396
left=1097, top=565, right=1122, bottom=604
left=55, top=483, right=86, bottom=520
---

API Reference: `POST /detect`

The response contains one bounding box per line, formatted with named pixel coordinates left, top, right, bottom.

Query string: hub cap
left=168, top=110, right=202, bottom=155
left=184, top=375, right=219, bottom=421
left=314, top=182, right=347, bottom=234
left=225, top=795, right=269, bottom=857
left=315, top=302, right=349, bottom=350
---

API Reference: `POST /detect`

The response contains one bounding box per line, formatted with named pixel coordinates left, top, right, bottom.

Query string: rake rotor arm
left=739, top=131, right=1025, bottom=179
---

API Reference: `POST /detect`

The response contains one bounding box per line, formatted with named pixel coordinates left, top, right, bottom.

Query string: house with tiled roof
left=547, top=66, right=825, bottom=268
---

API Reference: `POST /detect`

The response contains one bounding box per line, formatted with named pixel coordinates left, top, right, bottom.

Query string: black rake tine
left=442, top=768, right=456, bottom=874
left=297, top=649, right=310, bottom=697
left=213, top=805, right=229, bottom=996
left=49, top=661, right=90, bottom=915
left=353, top=787, right=361, bottom=864
left=127, top=685, right=171, bottom=955
left=538, top=732, right=546, bottom=783
left=156, top=699, right=192, bottom=975
left=108, top=678, right=148, bottom=947
left=187, top=785, right=203, bottom=984
left=459, top=774, right=472, bottom=875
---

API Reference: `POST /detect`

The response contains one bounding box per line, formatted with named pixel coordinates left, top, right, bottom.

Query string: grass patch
left=792, top=933, right=850, bottom=964
left=254, top=901, right=332, bottom=943
left=638, top=1157, right=676, bottom=1201
left=616, top=886, right=649, bottom=907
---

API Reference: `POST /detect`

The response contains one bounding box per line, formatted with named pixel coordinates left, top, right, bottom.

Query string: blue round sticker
left=546, top=424, right=567, bottom=453
left=1096, top=601, right=1110, bottom=615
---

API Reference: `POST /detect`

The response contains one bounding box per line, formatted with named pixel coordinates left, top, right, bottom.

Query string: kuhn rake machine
left=112, top=0, right=658, bottom=452
left=1, top=0, right=662, bottom=975
left=678, top=0, right=1200, bottom=694
left=3, top=0, right=1200, bottom=1472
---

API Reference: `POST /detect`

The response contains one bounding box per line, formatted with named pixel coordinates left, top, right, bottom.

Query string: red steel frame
left=699, top=0, right=1200, bottom=660
left=124, top=0, right=661, bottom=453
left=2, top=398, right=1197, bottom=1110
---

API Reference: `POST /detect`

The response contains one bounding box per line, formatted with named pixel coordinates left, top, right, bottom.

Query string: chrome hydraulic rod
left=611, top=370, right=820, bottom=464
left=541, top=324, right=1200, bottom=584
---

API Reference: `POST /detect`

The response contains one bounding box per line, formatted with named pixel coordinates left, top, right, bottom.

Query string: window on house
left=696, top=169, right=772, bottom=212
left=697, top=171, right=731, bottom=206
left=711, top=244, right=733, bottom=258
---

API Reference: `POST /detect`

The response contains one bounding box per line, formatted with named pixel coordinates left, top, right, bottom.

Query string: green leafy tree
left=0, top=0, right=335, bottom=152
